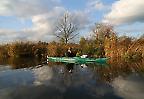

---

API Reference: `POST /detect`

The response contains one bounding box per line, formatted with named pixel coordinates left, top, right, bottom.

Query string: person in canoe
left=65, top=47, right=75, bottom=57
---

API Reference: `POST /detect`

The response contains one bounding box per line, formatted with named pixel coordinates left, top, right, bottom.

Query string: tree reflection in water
left=0, top=58, right=143, bottom=99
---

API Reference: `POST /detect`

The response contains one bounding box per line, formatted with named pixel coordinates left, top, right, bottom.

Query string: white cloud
left=29, top=6, right=65, bottom=40
left=70, top=11, right=90, bottom=29
left=29, top=10, right=90, bottom=41
left=0, top=0, right=91, bottom=42
left=0, top=0, right=63, bottom=42
left=87, top=0, right=109, bottom=11
left=0, top=0, right=60, bottom=18
left=104, top=0, right=144, bottom=25
left=0, top=29, right=36, bottom=43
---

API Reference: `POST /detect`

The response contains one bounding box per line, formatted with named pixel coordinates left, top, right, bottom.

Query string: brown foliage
left=47, top=42, right=79, bottom=57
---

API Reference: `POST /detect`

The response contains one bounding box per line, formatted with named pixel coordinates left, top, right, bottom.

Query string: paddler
left=66, top=47, right=75, bottom=57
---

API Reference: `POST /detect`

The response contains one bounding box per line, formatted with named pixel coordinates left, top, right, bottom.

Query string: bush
left=0, top=45, right=9, bottom=58
left=47, top=42, right=79, bottom=57
left=123, top=52, right=142, bottom=60
left=7, top=42, right=34, bottom=57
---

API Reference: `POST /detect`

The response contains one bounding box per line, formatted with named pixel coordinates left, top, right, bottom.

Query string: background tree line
left=0, top=12, right=143, bottom=61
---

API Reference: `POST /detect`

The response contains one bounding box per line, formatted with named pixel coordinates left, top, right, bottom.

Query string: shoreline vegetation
left=0, top=33, right=143, bottom=62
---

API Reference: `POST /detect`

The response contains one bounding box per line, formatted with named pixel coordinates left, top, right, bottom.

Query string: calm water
left=0, top=58, right=144, bottom=99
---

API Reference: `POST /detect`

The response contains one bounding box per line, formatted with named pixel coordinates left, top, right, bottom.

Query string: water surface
left=0, top=58, right=144, bottom=99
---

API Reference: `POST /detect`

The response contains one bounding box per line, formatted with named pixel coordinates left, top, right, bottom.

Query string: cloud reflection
left=0, top=64, right=124, bottom=99
left=112, top=74, right=144, bottom=99
left=32, top=66, right=53, bottom=85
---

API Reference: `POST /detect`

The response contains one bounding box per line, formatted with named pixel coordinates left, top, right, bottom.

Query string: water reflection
left=112, top=74, right=144, bottom=99
left=33, top=66, right=53, bottom=85
left=0, top=69, right=34, bottom=89
left=0, top=64, right=122, bottom=99
left=65, top=63, right=74, bottom=73
left=0, top=58, right=143, bottom=99
left=0, top=57, right=44, bottom=69
left=95, top=59, right=144, bottom=82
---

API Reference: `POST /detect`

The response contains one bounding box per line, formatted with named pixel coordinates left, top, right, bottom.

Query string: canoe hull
left=47, top=57, right=108, bottom=64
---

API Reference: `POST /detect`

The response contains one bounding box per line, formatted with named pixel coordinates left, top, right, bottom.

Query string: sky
left=0, top=0, right=144, bottom=43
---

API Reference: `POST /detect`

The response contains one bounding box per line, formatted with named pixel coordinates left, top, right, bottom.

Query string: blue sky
left=61, top=0, right=88, bottom=10
left=0, top=0, right=143, bottom=43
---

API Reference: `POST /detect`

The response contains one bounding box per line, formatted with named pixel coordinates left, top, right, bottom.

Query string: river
left=0, top=58, right=144, bottom=99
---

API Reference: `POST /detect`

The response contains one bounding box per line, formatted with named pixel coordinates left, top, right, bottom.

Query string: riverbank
left=0, top=35, right=143, bottom=61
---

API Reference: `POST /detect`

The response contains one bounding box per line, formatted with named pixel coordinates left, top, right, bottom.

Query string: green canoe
left=47, top=57, right=109, bottom=64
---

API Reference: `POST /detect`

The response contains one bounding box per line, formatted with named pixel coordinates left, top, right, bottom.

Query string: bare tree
left=92, top=23, right=115, bottom=44
left=93, top=23, right=114, bottom=38
left=55, top=12, right=79, bottom=44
